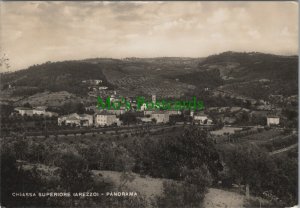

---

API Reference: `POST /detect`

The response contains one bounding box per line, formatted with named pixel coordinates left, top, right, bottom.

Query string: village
left=9, top=86, right=290, bottom=138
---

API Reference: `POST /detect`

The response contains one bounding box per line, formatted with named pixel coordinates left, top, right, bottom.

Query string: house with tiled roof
left=95, top=111, right=120, bottom=127
left=266, top=115, right=280, bottom=126
left=58, top=113, right=93, bottom=127
left=14, top=107, right=33, bottom=116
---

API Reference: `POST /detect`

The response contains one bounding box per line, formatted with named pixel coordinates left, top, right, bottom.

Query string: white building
left=79, top=114, right=94, bottom=126
left=99, top=86, right=108, bottom=90
left=140, top=103, right=148, bottom=111
left=152, top=95, right=156, bottom=103
left=151, top=112, right=169, bottom=123
left=58, top=113, right=93, bottom=127
left=193, top=113, right=212, bottom=125
left=95, top=112, right=119, bottom=127
left=167, top=110, right=182, bottom=115
left=140, top=117, right=152, bottom=123
left=267, top=116, right=280, bottom=126
left=14, top=107, right=33, bottom=116
left=44, top=111, right=58, bottom=117
left=58, top=113, right=79, bottom=126
left=33, top=106, right=47, bottom=115
left=15, top=106, right=58, bottom=117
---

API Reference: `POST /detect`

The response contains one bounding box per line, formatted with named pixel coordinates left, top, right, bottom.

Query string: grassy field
left=15, top=91, right=81, bottom=107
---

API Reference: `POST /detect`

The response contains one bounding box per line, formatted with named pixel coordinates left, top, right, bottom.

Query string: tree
left=23, top=103, right=32, bottom=108
left=58, top=153, right=93, bottom=193
left=157, top=127, right=223, bottom=179
left=130, top=126, right=223, bottom=180
left=120, top=112, right=137, bottom=125
left=224, top=145, right=277, bottom=196
left=13, top=140, right=29, bottom=160
left=0, top=152, right=45, bottom=207
left=0, top=53, right=10, bottom=71
left=154, top=166, right=212, bottom=208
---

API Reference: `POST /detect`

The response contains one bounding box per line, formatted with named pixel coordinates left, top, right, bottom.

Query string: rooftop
left=15, top=107, right=32, bottom=110
left=96, top=111, right=116, bottom=116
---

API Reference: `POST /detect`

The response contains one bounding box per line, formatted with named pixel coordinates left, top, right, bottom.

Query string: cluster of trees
left=282, top=108, right=298, bottom=128
left=176, top=69, right=224, bottom=90
left=220, top=144, right=298, bottom=207
left=51, top=102, right=85, bottom=115
left=0, top=151, right=147, bottom=208
left=1, top=126, right=223, bottom=207
left=154, top=166, right=212, bottom=208
left=1, top=113, right=58, bottom=136
left=125, top=127, right=223, bottom=207
left=119, top=112, right=137, bottom=125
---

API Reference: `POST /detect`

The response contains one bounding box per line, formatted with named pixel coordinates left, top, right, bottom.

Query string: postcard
left=0, top=1, right=298, bottom=208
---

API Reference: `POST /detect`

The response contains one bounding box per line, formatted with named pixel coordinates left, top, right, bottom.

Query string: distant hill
left=0, top=61, right=114, bottom=96
left=0, top=52, right=297, bottom=103
left=200, top=51, right=297, bottom=81
left=197, top=51, right=298, bottom=99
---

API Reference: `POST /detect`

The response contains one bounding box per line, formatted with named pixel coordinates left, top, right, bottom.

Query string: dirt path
left=270, top=143, right=298, bottom=156
left=204, top=188, right=245, bottom=208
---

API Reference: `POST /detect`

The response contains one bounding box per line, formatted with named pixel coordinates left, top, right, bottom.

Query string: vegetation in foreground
left=0, top=126, right=298, bottom=207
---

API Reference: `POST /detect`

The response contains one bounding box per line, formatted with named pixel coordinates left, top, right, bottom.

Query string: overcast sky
left=1, top=1, right=298, bottom=71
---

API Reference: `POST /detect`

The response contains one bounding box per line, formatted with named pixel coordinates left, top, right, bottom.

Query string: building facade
left=151, top=112, right=169, bottom=123
left=58, top=113, right=93, bottom=127
left=14, top=107, right=33, bottom=116
left=267, top=116, right=280, bottom=126
left=95, top=113, right=118, bottom=127
left=32, top=106, right=47, bottom=115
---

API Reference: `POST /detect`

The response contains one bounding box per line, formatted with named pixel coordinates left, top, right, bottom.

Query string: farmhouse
left=82, top=79, right=103, bottom=85
left=95, top=112, right=119, bottom=127
left=140, top=117, right=152, bottom=123
left=32, top=106, right=47, bottom=115
left=142, top=110, right=170, bottom=123
left=151, top=111, right=169, bottom=123
left=14, top=107, right=33, bottom=116
left=192, top=112, right=213, bottom=125
left=43, top=111, right=58, bottom=117
left=15, top=106, right=58, bottom=117
left=193, top=112, right=210, bottom=124
left=266, top=116, right=280, bottom=126
left=58, top=113, right=93, bottom=127
left=79, top=114, right=94, bottom=126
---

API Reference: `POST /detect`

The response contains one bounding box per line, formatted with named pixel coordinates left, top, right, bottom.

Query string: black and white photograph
left=0, top=1, right=298, bottom=207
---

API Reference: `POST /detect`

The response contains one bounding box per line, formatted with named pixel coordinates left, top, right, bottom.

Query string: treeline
left=1, top=127, right=222, bottom=207
left=219, top=144, right=298, bottom=207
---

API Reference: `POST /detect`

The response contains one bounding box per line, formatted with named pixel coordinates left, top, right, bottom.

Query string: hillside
left=201, top=51, right=297, bottom=81
left=197, top=51, right=298, bottom=99
left=0, top=52, right=297, bottom=104
left=0, top=61, right=114, bottom=96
